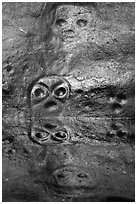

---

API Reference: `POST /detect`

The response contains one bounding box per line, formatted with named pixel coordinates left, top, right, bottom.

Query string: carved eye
left=34, top=88, right=45, bottom=97
left=55, top=18, right=67, bottom=26
left=34, top=131, right=50, bottom=142
left=55, top=131, right=68, bottom=139
left=76, top=19, right=88, bottom=27
left=31, top=85, right=48, bottom=102
left=117, top=130, right=127, bottom=138
left=51, top=131, right=68, bottom=142
left=53, top=86, right=68, bottom=99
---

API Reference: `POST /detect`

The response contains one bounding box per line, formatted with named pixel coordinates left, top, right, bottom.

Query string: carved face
left=28, top=74, right=134, bottom=199
left=52, top=5, right=97, bottom=44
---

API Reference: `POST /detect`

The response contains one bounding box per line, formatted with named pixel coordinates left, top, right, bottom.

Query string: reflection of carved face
left=28, top=74, right=135, bottom=200
left=52, top=5, right=97, bottom=44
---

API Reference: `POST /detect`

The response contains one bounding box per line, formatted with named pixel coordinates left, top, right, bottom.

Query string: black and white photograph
left=2, top=2, right=135, bottom=202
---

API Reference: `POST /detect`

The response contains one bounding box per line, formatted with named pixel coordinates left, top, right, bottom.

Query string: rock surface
left=2, top=2, right=135, bottom=202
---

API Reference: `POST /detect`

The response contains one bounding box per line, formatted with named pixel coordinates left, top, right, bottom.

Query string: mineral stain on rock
left=2, top=2, right=135, bottom=202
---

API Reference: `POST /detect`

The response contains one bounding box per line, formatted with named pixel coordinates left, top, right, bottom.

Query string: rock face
left=2, top=2, right=135, bottom=202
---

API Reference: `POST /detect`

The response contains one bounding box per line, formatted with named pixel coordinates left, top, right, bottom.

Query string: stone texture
left=2, top=2, right=135, bottom=202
